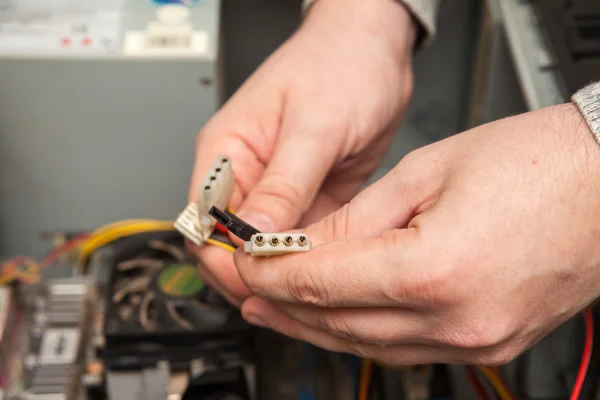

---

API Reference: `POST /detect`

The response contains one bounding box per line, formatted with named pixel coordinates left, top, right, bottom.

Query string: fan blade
left=112, top=276, right=152, bottom=303
left=139, top=291, right=156, bottom=330
left=166, top=302, right=194, bottom=330
left=148, top=240, right=186, bottom=262
left=117, top=258, right=165, bottom=272
left=184, top=300, right=230, bottom=326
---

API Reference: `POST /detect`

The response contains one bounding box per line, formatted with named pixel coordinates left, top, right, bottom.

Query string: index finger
left=233, top=228, right=427, bottom=308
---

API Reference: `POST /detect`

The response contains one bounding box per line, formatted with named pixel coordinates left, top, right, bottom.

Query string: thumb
left=235, top=134, right=338, bottom=233
left=305, top=159, right=440, bottom=245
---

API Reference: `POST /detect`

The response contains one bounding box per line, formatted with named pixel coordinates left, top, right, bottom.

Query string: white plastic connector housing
left=243, top=233, right=312, bottom=256
left=174, top=202, right=203, bottom=246
left=197, top=155, right=234, bottom=240
left=174, top=155, right=234, bottom=245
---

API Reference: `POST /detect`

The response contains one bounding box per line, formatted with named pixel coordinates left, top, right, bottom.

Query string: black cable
left=209, top=206, right=260, bottom=241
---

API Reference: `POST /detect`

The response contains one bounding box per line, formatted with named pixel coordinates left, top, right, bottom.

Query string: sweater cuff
left=301, top=0, right=440, bottom=49
left=572, top=81, right=600, bottom=145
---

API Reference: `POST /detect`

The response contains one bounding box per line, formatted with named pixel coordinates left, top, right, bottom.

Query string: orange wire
left=358, top=359, right=373, bottom=400
left=40, top=233, right=91, bottom=268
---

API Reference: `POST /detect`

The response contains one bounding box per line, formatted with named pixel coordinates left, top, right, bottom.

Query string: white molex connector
left=243, top=233, right=312, bottom=256
left=174, top=155, right=234, bottom=245
left=197, top=155, right=234, bottom=240
left=174, top=202, right=203, bottom=246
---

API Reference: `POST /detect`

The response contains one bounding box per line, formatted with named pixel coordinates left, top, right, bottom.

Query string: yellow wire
left=206, top=238, right=236, bottom=253
left=373, top=360, right=408, bottom=371
left=92, top=219, right=172, bottom=235
left=0, top=273, right=16, bottom=286
left=477, top=366, right=514, bottom=400
left=78, top=220, right=176, bottom=265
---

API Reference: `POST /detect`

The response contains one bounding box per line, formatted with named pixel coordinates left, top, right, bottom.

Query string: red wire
left=465, top=366, right=492, bottom=400
left=570, top=307, right=594, bottom=400
left=40, top=233, right=91, bottom=268
left=215, top=223, right=228, bottom=234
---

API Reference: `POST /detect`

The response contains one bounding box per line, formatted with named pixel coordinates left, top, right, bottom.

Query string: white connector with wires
left=243, top=233, right=312, bottom=256
left=174, top=155, right=234, bottom=246
left=208, top=206, right=312, bottom=257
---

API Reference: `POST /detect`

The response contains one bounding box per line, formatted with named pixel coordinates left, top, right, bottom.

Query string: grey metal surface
left=369, top=0, right=480, bottom=183
left=497, top=0, right=566, bottom=110
left=0, top=1, right=222, bottom=258
left=106, top=367, right=169, bottom=400
left=466, top=0, right=526, bottom=128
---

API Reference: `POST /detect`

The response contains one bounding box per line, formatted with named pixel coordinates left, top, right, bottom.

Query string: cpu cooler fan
left=103, top=232, right=250, bottom=370
left=109, top=237, right=229, bottom=332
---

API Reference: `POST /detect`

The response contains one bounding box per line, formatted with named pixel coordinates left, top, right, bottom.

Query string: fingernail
left=244, top=314, right=267, bottom=328
left=236, top=211, right=274, bottom=232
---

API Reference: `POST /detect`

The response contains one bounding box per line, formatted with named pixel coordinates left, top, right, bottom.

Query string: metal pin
left=298, top=236, right=308, bottom=247
left=254, top=235, right=265, bottom=247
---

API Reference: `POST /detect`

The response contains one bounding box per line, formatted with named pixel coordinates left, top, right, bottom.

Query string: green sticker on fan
left=157, top=264, right=204, bottom=297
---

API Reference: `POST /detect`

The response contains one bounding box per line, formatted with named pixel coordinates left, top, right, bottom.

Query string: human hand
left=234, top=104, right=600, bottom=365
left=188, top=0, right=417, bottom=305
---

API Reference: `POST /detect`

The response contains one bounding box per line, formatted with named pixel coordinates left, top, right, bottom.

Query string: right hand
left=188, top=0, right=417, bottom=306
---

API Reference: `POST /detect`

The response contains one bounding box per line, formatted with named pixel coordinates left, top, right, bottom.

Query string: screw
left=269, top=236, right=280, bottom=246
left=298, top=236, right=308, bottom=247
left=284, top=236, right=293, bottom=246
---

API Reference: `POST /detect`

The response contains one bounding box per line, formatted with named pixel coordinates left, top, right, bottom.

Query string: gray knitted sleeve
left=302, top=0, right=441, bottom=46
left=572, top=82, right=600, bottom=145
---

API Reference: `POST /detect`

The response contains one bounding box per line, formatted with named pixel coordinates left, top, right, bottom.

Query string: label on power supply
left=0, top=0, right=124, bottom=55
left=123, top=4, right=207, bottom=57
left=38, top=328, right=80, bottom=365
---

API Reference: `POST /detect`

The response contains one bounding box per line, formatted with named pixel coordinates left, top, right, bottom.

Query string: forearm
left=302, top=0, right=441, bottom=49
left=300, top=0, right=418, bottom=61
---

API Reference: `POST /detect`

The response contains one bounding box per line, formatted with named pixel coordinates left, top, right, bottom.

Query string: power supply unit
left=0, top=0, right=223, bottom=257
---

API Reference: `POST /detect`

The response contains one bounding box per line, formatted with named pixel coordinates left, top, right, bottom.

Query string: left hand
left=233, top=103, right=600, bottom=366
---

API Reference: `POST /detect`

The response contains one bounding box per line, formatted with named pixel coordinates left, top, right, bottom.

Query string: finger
left=234, top=131, right=338, bottom=233
left=305, top=156, right=440, bottom=243
left=298, top=125, right=400, bottom=227
left=195, top=260, right=242, bottom=308
left=196, top=245, right=251, bottom=304
left=265, top=302, right=436, bottom=346
left=189, top=131, right=262, bottom=210
left=241, top=297, right=464, bottom=365
left=188, top=77, right=282, bottom=206
left=297, top=179, right=364, bottom=227
left=234, top=228, right=429, bottom=308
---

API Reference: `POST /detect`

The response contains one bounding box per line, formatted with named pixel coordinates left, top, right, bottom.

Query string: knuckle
left=396, top=149, right=421, bottom=172
left=471, top=345, right=520, bottom=367
left=387, top=260, right=461, bottom=309
left=253, top=172, right=306, bottom=218
left=440, top=314, right=515, bottom=350
left=320, top=314, right=356, bottom=341
left=287, top=267, right=328, bottom=306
